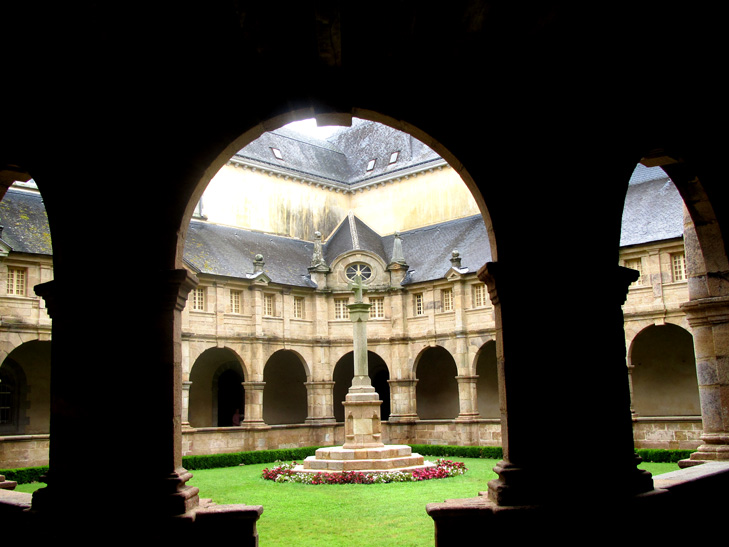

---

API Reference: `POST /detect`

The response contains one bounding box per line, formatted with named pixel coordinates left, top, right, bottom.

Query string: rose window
left=346, top=263, right=372, bottom=282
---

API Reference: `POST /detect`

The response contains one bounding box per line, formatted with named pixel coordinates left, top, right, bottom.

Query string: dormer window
left=271, top=147, right=283, bottom=160
left=389, top=151, right=399, bottom=164
left=366, top=159, right=376, bottom=171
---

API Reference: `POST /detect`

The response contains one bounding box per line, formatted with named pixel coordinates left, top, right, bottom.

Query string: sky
left=285, top=118, right=345, bottom=139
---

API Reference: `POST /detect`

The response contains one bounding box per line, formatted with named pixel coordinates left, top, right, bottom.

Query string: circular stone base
left=299, top=444, right=436, bottom=474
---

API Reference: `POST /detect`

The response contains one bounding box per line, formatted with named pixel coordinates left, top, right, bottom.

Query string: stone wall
left=0, top=418, right=703, bottom=470
left=632, top=418, right=703, bottom=450
left=0, top=435, right=49, bottom=469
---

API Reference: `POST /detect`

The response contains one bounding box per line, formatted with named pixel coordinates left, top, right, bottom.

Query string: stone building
left=0, top=120, right=701, bottom=467
left=1, top=4, right=727, bottom=542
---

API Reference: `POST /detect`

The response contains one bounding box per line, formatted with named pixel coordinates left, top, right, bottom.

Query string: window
left=191, top=287, right=205, bottom=311
left=625, top=258, right=643, bottom=285
left=6, top=267, right=26, bottom=296
left=346, top=263, right=372, bottom=282
left=389, top=151, right=399, bottom=164
left=369, top=297, right=384, bottom=319
left=472, top=283, right=487, bottom=308
left=441, top=288, right=454, bottom=312
left=264, top=294, right=275, bottom=316
left=230, top=290, right=242, bottom=314
left=672, top=252, right=687, bottom=282
left=366, top=159, right=376, bottom=171
left=271, top=147, right=283, bottom=160
left=293, top=296, right=305, bottom=319
left=334, top=298, right=349, bottom=320
left=414, top=293, right=424, bottom=316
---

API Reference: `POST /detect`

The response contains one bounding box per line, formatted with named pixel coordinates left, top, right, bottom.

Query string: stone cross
left=349, top=272, right=366, bottom=303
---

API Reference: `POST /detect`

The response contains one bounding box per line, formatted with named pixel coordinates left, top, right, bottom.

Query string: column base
left=486, top=457, right=654, bottom=506
left=678, top=434, right=729, bottom=467
left=455, top=412, right=481, bottom=422
left=427, top=489, right=674, bottom=544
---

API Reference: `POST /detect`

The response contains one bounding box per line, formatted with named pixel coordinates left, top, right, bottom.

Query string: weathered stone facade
left=2, top=5, right=728, bottom=540
left=0, top=130, right=701, bottom=468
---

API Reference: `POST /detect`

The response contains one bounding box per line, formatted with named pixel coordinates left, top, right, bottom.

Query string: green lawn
left=13, top=459, right=679, bottom=547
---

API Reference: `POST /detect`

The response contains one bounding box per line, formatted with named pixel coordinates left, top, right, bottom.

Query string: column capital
left=615, top=265, right=640, bottom=305
left=155, top=269, right=199, bottom=312
left=680, top=295, right=729, bottom=327
left=34, top=280, right=56, bottom=318
left=477, top=262, right=500, bottom=305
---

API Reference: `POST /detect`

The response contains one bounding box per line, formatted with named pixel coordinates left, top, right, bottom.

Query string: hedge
left=182, top=447, right=322, bottom=470
left=0, top=447, right=694, bottom=483
left=0, top=466, right=48, bottom=485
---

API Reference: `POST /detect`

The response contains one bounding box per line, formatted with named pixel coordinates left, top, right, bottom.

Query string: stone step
left=313, top=444, right=413, bottom=461
left=302, top=454, right=430, bottom=472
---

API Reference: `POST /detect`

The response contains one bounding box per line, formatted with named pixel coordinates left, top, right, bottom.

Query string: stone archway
left=262, top=349, right=308, bottom=425
left=188, top=347, right=246, bottom=428
left=475, top=340, right=499, bottom=419
left=635, top=153, right=729, bottom=464
left=629, top=324, right=699, bottom=417
left=0, top=340, right=51, bottom=435
left=414, top=346, right=459, bottom=420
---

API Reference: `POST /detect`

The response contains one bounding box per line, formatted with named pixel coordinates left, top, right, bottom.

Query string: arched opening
left=630, top=324, right=699, bottom=417
left=332, top=351, right=390, bottom=422
left=619, top=155, right=729, bottom=454
left=415, top=346, right=459, bottom=420
left=262, top=350, right=308, bottom=425
left=0, top=340, right=51, bottom=435
left=216, top=368, right=245, bottom=427
left=475, top=340, right=499, bottom=419
left=177, top=110, right=497, bottom=444
left=188, top=347, right=246, bottom=428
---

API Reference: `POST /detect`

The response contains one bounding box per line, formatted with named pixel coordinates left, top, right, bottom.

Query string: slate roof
left=233, top=118, right=443, bottom=185
left=0, top=153, right=685, bottom=287
left=323, top=214, right=387, bottom=264
left=621, top=165, right=684, bottom=247
left=184, top=221, right=316, bottom=287
left=382, top=215, right=493, bottom=284
left=0, top=189, right=53, bottom=255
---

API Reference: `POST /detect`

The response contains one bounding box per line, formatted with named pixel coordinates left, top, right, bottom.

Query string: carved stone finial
left=450, top=249, right=462, bottom=269
left=253, top=254, right=265, bottom=273
left=310, top=229, right=328, bottom=271
left=390, top=230, right=407, bottom=265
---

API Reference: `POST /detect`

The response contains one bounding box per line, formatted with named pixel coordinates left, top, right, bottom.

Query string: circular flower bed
left=262, top=458, right=467, bottom=484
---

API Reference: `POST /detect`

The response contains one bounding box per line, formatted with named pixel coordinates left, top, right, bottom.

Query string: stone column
left=33, top=270, right=203, bottom=518
left=342, top=281, right=384, bottom=449
left=387, top=379, right=418, bottom=421
left=455, top=375, right=480, bottom=421
left=305, top=381, right=336, bottom=423
left=182, top=381, right=192, bottom=428
left=476, top=262, right=653, bottom=506
left=678, top=206, right=729, bottom=465
left=680, top=297, right=729, bottom=464
left=242, top=381, right=266, bottom=426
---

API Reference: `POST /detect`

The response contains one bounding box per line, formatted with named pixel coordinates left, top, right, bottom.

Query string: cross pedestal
left=298, top=276, right=431, bottom=475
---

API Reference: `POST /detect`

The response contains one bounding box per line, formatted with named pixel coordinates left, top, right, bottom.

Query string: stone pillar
left=242, top=381, right=266, bottom=426
left=32, top=270, right=203, bottom=518
left=182, top=381, right=192, bottom=428
left=387, top=379, right=418, bottom=421
left=455, top=375, right=480, bottom=421
left=678, top=206, right=729, bottom=465
left=342, top=296, right=384, bottom=449
left=305, top=381, right=336, bottom=423
left=476, top=262, right=653, bottom=506
left=680, top=297, right=729, bottom=464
